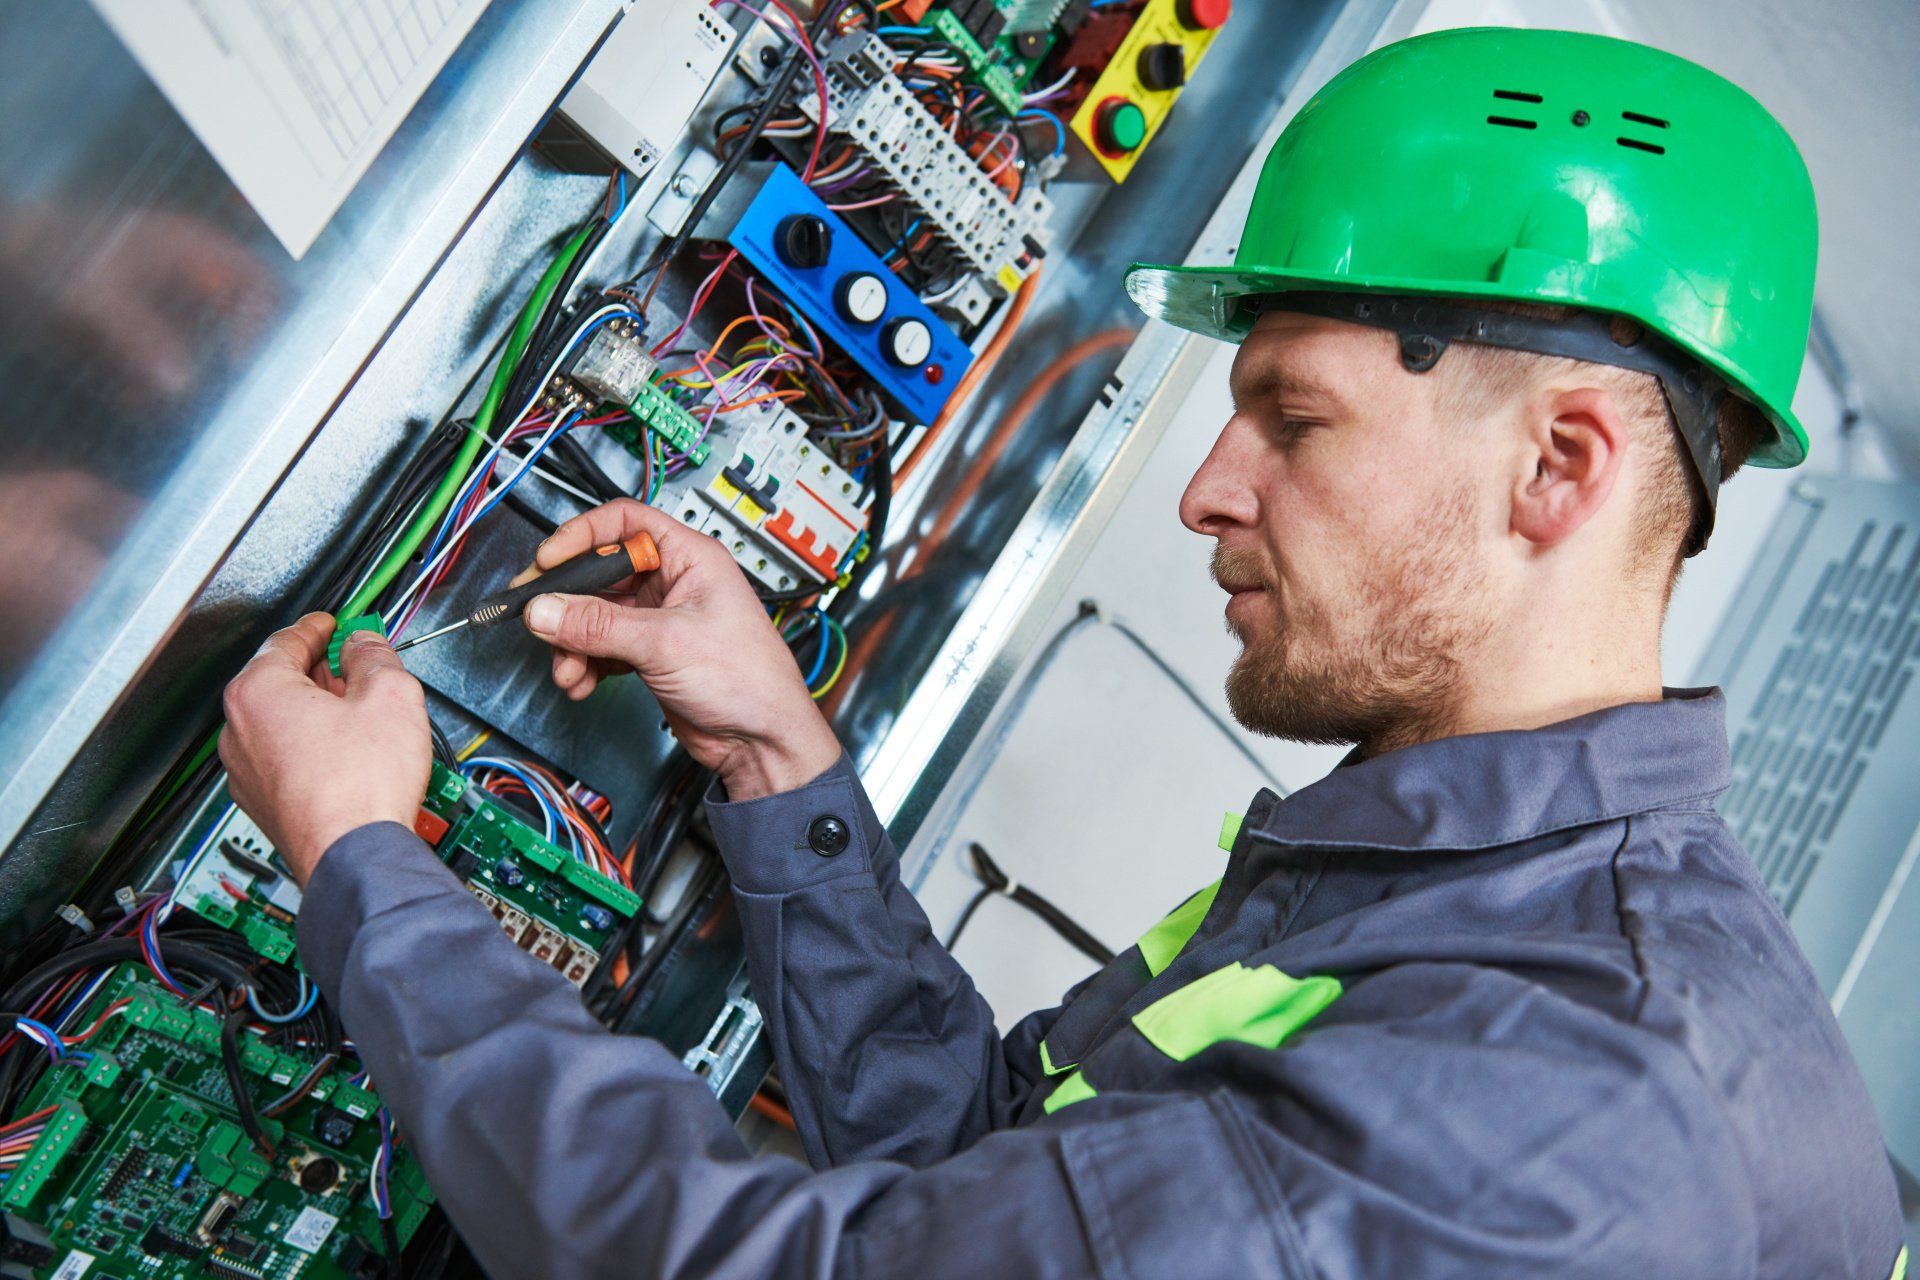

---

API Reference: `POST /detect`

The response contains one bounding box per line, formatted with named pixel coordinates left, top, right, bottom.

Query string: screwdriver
left=392, top=532, right=661, bottom=652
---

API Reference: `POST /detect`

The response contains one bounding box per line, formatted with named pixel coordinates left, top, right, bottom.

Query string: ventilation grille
left=1721, top=520, right=1920, bottom=912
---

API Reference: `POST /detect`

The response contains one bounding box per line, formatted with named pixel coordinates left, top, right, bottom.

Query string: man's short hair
left=1433, top=300, right=1767, bottom=595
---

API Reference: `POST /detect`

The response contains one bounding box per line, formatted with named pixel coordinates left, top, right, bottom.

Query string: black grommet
left=808, top=815, right=851, bottom=857
left=1572, top=109, right=1591, bottom=126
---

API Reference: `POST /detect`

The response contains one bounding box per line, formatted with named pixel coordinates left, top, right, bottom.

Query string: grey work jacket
left=299, top=688, right=1906, bottom=1278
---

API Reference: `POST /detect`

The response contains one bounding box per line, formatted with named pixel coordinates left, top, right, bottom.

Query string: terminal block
left=1067, top=0, right=1231, bottom=182
left=802, top=36, right=1052, bottom=295
left=659, top=397, right=867, bottom=593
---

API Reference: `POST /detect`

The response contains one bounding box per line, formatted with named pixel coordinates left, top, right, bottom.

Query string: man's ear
left=1510, top=385, right=1627, bottom=549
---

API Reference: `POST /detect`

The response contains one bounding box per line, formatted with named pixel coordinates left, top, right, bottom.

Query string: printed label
left=50, top=1252, right=95, bottom=1280
left=284, top=1206, right=340, bottom=1253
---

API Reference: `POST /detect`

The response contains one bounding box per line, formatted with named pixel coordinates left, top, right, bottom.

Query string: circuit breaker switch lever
left=393, top=533, right=660, bottom=652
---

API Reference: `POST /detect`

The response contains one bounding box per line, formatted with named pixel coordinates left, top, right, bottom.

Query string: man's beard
left=1217, top=487, right=1488, bottom=754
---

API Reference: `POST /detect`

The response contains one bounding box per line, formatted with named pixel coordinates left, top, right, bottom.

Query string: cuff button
left=808, top=815, right=851, bottom=857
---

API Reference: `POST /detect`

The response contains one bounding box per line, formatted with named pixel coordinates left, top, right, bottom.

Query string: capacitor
left=494, top=860, right=525, bottom=889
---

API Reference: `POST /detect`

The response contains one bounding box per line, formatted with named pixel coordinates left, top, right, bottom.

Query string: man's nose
left=1180, top=419, right=1261, bottom=536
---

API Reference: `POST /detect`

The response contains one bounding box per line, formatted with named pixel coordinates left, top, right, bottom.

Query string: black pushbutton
left=777, top=214, right=832, bottom=269
left=808, top=815, right=851, bottom=857
left=1138, top=42, right=1187, bottom=91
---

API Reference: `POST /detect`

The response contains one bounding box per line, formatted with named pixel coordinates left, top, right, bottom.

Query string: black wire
left=381, top=1214, right=407, bottom=1280
left=621, top=32, right=810, bottom=300
left=221, top=1002, right=274, bottom=1154
left=504, top=217, right=610, bottom=414
left=548, top=434, right=627, bottom=502
left=947, top=843, right=1115, bottom=965
left=428, top=718, right=457, bottom=769
left=611, top=855, right=726, bottom=1012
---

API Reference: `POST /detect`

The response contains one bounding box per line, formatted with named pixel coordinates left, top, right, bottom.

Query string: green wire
left=339, top=220, right=599, bottom=620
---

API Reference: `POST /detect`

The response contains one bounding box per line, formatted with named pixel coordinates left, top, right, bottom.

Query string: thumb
left=338, top=628, right=411, bottom=690
left=524, top=593, right=658, bottom=663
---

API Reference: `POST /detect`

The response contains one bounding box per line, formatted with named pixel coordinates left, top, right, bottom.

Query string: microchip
left=142, top=1224, right=200, bottom=1259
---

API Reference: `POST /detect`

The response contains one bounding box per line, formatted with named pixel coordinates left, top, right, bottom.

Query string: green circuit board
left=177, top=763, right=639, bottom=988
left=2, top=967, right=431, bottom=1280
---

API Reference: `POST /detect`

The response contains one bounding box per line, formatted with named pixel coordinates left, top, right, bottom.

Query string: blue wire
left=1018, top=108, right=1067, bottom=158
left=802, top=611, right=833, bottom=686
left=13, top=1018, right=66, bottom=1063
left=460, top=757, right=561, bottom=843
left=247, top=976, right=317, bottom=1025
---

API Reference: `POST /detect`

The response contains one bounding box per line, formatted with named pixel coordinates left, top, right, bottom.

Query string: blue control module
left=726, top=163, right=973, bottom=424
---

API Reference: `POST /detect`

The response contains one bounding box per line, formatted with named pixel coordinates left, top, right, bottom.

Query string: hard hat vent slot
left=1622, top=110, right=1670, bottom=128
left=1492, top=89, right=1543, bottom=103
left=1617, top=136, right=1666, bottom=155
left=1487, top=115, right=1538, bottom=130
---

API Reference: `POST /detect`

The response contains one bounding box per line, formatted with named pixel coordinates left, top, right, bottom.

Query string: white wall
left=907, top=0, right=1910, bottom=1030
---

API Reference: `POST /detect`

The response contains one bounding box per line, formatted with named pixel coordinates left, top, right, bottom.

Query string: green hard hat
left=1126, top=26, right=1820, bottom=470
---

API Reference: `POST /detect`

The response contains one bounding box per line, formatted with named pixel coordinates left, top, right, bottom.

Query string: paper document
left=91, top=0, right=495, bottom=258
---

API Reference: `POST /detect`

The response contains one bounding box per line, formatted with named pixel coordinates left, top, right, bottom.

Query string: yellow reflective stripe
left=1136, top=878, right=1222, bottom=978
left=1131, top=961, right=1341, bottom=1062
left=1042, top=1068, right=1097, bottom=1114
left=1038, top=1038, right=1076, bottom=1077
left=1892, top=1246, right=1908, bottom=1280
left=1218, top=810, right=1243, bottom=852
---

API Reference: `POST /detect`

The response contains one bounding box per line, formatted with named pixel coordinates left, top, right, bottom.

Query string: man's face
left=1179, top=310, right=1499, bottom=748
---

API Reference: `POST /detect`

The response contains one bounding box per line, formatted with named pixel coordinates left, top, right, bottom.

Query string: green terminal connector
left=0, top=1100, right=87, bottom=1211
left=607, top=380, right=711, bottom=467
left=927, top=10, right=1024, bottom=116
left=328, top=614, right=389, bottom=677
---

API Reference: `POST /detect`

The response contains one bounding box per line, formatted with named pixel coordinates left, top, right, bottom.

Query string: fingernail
left=526, top=595, right=562, bottom=636
left=345, top=629, right=386, bottom=647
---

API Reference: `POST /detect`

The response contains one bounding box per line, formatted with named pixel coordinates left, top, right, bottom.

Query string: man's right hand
left=516, top=499, right=843, bottom=801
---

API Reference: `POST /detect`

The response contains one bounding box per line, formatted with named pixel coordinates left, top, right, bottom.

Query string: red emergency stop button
left=1178, top=0, right=1231, bottom=29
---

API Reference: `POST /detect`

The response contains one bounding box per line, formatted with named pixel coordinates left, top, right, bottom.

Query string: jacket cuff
left=296, top=820, right=470, bottom=999
left=704, top=753, right=885, bottom=894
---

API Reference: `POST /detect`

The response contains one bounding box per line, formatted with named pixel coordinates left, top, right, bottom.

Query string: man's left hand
left=219, top=613, right=432, bottom=887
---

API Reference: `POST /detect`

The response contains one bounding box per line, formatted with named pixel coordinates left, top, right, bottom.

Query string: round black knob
left=777, top=214, right=832, bottom=269
left=1138, top=42, right=1187, bottom=91
left=835, top=271, right=889, bottom=325
left=808, top=815, right=850, bottom=857
left=883, top=317, right=933, bottom=367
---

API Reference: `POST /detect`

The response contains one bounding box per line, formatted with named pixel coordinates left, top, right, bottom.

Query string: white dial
left=885, top=317, right=934, bottom=367
left=836, top=272, right=888, bottom=325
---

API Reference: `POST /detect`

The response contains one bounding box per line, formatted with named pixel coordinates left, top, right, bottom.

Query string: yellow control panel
left=1068, top=0, right=1232, bottom=182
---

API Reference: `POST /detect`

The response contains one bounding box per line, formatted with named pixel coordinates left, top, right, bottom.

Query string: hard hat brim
left=1123, top=261, right=1809, bottom=470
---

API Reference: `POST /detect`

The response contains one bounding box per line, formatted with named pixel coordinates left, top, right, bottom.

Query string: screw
left=672, top=172, right=699, bottom=197
left=1572, top=109, right=1590, bottom=126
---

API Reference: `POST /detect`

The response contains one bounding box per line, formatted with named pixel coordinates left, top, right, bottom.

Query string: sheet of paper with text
left=90, top=0, right=494, bottom=258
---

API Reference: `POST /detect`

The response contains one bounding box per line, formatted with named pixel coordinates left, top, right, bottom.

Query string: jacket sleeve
left=700, top=755, right=1054, bottom=1168
left=295, top=822, right=1261, bottom=1280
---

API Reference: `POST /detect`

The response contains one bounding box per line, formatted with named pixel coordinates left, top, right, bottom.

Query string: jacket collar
left=1244, top=687, right=1731, bottom=853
